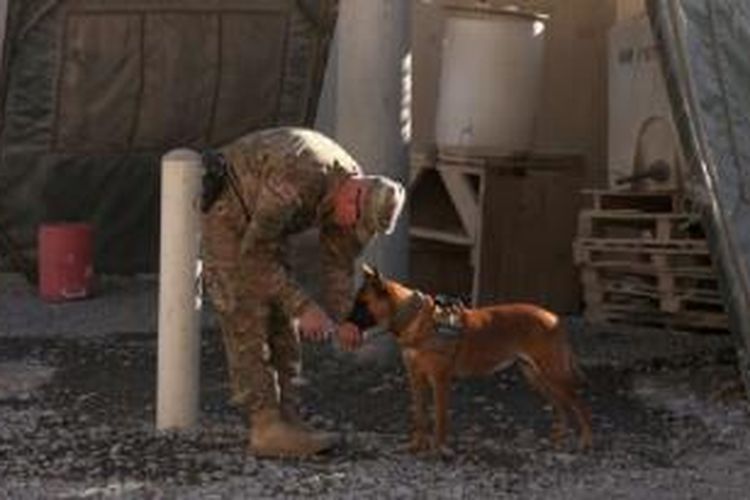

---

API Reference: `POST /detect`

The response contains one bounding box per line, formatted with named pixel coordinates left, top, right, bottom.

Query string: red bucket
left=38, top=223, right=94, bottom=302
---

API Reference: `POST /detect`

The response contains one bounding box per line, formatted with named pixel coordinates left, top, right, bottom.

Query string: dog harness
left=433, top=294, right=465, bottom=338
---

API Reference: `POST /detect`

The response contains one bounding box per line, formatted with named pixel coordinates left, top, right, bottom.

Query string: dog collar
left=361, top=292, right=427, bottom=341
left=389, top=291, right=428, bottom=333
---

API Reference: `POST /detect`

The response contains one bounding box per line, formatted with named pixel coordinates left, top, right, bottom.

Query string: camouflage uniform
left=202, top=127, right=370, bottom=413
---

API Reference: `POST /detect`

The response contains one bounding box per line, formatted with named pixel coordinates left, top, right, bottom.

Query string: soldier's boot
left=281, top=399, right=311, bottom=429
left=278, top=375, right=313, bottom=430
left=249, top=408, right=337, bottom=458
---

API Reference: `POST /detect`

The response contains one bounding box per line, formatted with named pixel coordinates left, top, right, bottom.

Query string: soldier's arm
left=319, top=225, right=366, bottom=321
left=239, top=171, right=312, bottom=316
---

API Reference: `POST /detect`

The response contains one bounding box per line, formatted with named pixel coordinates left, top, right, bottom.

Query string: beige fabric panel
left=55, top=6, right=288, bottom=152
left=210, top=12, right=287, bottom=145
left=53, top=1, right=311, bottom=153
left=134, top=13, right=219, bottom=149
left=55, top=14, right=142, bottom=151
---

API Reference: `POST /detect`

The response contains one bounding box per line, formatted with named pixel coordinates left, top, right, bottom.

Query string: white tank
left=435, top=4, right=547, bottom=154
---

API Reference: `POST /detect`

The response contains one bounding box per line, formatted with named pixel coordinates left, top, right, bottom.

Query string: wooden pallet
left=584, top=281, right=723, bottom=304
left=578, top=210, right=705, bottom=240
left=575, top=237, right=708, bottom=252
left=574, top=244, right=713, bottom=270
left=581, top=189, right=683, bottom=213
left=586, top=307, right=729, bottom=331
left=581, top=266, right=720, bottom=294
left=579, top=260, right=717, bottom=277
left=585, top=286, right=724, bottom=313
left=576, top=188, right=727, bottom=332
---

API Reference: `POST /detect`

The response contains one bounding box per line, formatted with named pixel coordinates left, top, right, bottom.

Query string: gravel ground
left=1, top=273, right=749, bottom=499
left=1, top=328, right=748, bottom=499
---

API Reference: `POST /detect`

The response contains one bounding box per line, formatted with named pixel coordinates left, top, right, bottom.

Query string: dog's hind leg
left=545, top=380, right=592, bottom=450
left=562, top=389, right=592, bottom=449
left=523, top=354, right=592, bottom=450
left=541, top=344, right=593, bottom=449
left=519, top=359, right=570, bottom=446
left=560, top=348, right=594, bottom=449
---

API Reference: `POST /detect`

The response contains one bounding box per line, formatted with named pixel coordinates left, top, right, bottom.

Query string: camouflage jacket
left=219, top=127, right=371, bottom=320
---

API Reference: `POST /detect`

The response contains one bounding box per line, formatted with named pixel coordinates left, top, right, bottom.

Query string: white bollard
left=157, top=149, right=203, bottom=430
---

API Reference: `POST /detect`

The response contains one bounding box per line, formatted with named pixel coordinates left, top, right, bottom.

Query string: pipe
left=156, top=149, right=203, bottom=430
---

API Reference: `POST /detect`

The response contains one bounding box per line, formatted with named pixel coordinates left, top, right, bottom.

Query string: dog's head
left=347, top=264, right=398, bottom=331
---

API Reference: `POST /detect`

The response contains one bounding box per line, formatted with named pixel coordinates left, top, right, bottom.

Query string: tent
left=649, top=0, right=750, bottom=382
left=0, top=0, right=337, bottom=275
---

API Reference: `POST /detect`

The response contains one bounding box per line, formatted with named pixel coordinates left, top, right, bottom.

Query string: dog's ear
left=361, top=263, right=385, bottom=287
left=362, top=263, right=376, bottom=279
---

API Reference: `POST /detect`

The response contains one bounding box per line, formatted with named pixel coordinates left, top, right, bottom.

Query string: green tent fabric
left=0, top=0, right=337, bottom=274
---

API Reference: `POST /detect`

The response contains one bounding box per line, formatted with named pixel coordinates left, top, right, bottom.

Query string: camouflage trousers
left=202, top=205, right=301, bottom=413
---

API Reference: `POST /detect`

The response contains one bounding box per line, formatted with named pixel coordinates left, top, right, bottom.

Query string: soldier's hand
left=298, top=304, right=334, bottom=342
left=336, top=322, right=362, bottom=352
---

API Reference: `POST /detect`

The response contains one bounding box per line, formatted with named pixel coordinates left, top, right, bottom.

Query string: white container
left=435, top=4, right=546, bottom=154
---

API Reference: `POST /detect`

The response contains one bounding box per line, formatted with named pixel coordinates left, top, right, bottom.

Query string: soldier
left=201, top=127, right=405, bottom=458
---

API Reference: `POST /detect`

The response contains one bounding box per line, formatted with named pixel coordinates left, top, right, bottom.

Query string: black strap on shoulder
left=201, top=150, right=227, bottom=213
left=201, top=150, right=252, bottom=222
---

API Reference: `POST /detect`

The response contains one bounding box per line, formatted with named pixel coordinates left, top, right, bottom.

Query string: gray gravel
left=0, top=273, right=217, bottom=337
left=1, top=274, right=749, bottom=499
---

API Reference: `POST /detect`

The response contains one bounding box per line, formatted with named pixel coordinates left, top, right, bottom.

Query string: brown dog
left=348, top=265, right=592, bottom=453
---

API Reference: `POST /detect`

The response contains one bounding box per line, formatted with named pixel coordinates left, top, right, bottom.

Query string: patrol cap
left=358, top=175, right=406, bottom=236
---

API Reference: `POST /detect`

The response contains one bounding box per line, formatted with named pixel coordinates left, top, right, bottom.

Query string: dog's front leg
left=403, top=355, right=430, bottom=453
left=430, top=369, right=453, bottom=456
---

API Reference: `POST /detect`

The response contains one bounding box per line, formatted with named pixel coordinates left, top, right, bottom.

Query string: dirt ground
left=1, top=317, right=749, bottom=499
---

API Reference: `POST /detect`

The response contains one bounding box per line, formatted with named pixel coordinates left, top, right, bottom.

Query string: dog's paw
left=550, top=424, right=569, bottom=447
left=578, top=432, right=593, bottom=451
left=407, top=435, right=431, bottom=454
left=433, top=444, right=456, bottom=460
